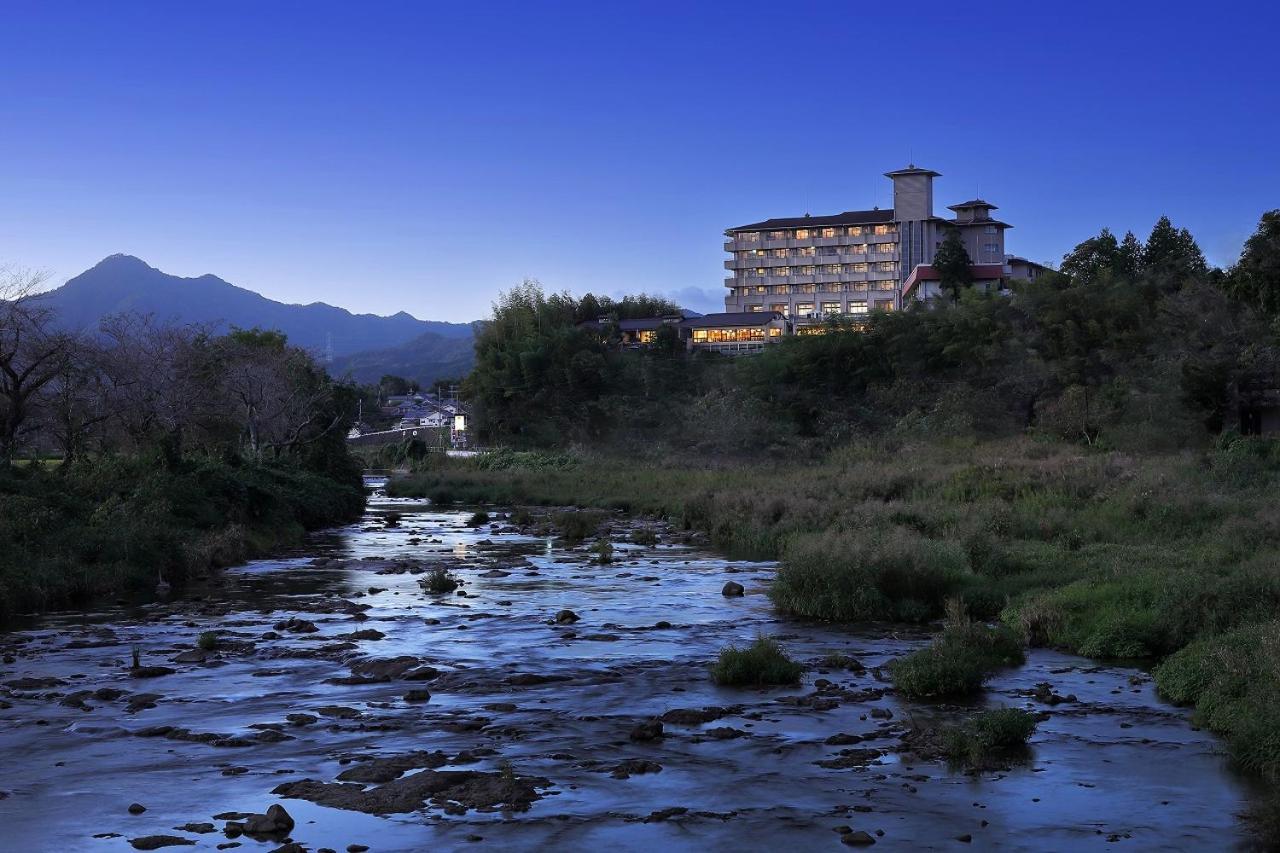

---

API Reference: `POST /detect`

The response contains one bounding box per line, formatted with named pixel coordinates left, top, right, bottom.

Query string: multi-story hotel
left=723, top=165, right=1017, bottom=322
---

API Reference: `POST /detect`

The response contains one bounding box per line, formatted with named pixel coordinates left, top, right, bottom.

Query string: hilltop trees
left=1225, top=209, right=1280, bottom=317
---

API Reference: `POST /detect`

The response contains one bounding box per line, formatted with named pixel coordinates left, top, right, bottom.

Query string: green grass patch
left=711, top=636, right=805, bottom=687
left=941, top=708, right=1039, bottom=766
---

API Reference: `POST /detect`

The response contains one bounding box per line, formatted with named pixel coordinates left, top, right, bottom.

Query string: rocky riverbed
left=0, top=477, right=1262, bottom=850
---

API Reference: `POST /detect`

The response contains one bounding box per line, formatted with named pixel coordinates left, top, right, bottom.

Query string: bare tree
left=217, top=330, right=343, bottom=459
left=43, top=337, right=113, bottom=462
left=0, top=268, right=74, bottom=461
left=98, top=314, right=225, bottom=463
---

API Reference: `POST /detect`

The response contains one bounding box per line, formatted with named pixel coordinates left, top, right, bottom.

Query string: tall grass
left=389, top=435, right=1280, bottom=778
left=0, top=455, right=364, bottom=621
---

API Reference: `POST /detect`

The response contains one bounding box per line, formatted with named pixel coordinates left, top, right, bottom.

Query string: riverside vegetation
left=0, top=270, right=365, bottom=620
left=390, top=210, right=1280, bottom=823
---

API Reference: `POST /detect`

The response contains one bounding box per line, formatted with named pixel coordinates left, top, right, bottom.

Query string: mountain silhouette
left=42, top=254, right=476, bottom=383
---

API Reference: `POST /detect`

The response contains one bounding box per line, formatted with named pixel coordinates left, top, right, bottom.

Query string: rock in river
left=129, top=837, right=196, bottom=850
left=721, top=581, right=745, bottom=597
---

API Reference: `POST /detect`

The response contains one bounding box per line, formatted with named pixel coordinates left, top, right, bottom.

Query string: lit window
left=844, top=244, right=867, bottom=255
left=876, top=261, right=897, bottom=272
left=821, top=264, right=841, bottom=275
left=739, top=232, right=760, bottom=242
left=845, top=263, right=867, bottom=273
left=768, top=327, right=782, bottom=337
left=798, top=265, right=815, bottom=275
left=637, top=330, right=656, bottom=344
left=796, top=303, right=815, bottom=317
left=874, top=281, right=897, bottom=291
left=873, top=224, right=896, bottom=235
left=797, top=284, right=817, bottom=293
left=822, top=302, right=841, bottom=315
left=755, top=285, right=766, bottom=293
left=774, top=267, right=790, bottom=277
left=769, top=248, right=787, bottom=258
left=748, top=304, right=763, bottom=312
left=794, top=246, right=816, bottom=257
left=771, top=303, right=789, bottom=315
left=849, top=282, right=868, bottom=291
left=820, top=227, right=836, bottom=238
left=794, top=228, right=811, bottom=240
left=846, top=226, right=862, bottom=237
left=848, top=302, right=868, bottom=314
left=767, top=230, right=788, bottom=241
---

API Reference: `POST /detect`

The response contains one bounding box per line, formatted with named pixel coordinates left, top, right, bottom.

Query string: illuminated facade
left=723, top=165, right=1015, bottom=325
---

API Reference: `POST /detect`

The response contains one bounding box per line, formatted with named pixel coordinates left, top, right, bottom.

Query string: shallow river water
left=0, top=478, right=1261, bottom=851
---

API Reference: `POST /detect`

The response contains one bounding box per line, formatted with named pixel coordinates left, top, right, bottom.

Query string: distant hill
left=45, top=254, right=474, bottom=356
left=42, top=254, right=477, bottom=384
left=330, top=330, right=476, bottom=386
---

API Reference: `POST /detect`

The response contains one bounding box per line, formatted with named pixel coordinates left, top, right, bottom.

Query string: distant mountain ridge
left=43, top=254, right=477, bottom=384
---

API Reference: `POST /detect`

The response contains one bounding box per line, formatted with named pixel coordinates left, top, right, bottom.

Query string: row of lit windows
left=738, top=262, right=897, bottom=278
left=732, top=224, right=897, bottom=241
left=737, top=243, right=895, bottom=259
left=744, top=301, right=893, bottom=317
left=690, top=327, right=782, bottom=343
left=735, top=281, right=897, bottom=295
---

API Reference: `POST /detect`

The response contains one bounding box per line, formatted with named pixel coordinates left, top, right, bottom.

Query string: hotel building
left=723, top=165, right=1016, bottom=323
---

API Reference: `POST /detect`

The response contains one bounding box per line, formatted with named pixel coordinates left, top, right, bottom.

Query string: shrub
left=591, top=539, right=614, bottom=564
left=630, top=528, right=659, bottom=547
left=1155, top=619, right=1280, bottom=779
left=551, top=510, right=605, bottom=543
left=941, top=708, right=1039, bottom=766
left=891, top=602, right=1025, bottom=699
left=197, top=631, right=219, bottom=651
left=771, top=529, right=971, bottom=623
left=711, top=636, right=804, bottom=687
left=467, top=510, right=491, bottom=527
left=422, top=567, right=459, bottom=594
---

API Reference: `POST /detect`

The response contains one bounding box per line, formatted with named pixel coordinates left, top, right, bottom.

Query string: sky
left=1, top=1, right=1278, bottom=322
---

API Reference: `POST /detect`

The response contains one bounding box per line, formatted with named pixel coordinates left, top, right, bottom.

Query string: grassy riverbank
left=389, top=437, right=1280, bottom=782
left=0, top=454, right=365, bottom=621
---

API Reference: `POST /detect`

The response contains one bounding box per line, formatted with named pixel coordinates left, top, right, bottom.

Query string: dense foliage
left=463, top=212, right=1280, bottom=455
left=0, top=277, right=367, bottom=618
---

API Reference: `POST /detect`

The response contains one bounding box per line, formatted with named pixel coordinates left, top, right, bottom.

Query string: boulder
left=242, top=803, right=294, bottom=836
left=841, top=831, right=876, bottom=846
left=721, top=581, right=745, bottom=597
left=629, top=720, right=664, bottom=742
left=554, top=609, right=580, bottom=624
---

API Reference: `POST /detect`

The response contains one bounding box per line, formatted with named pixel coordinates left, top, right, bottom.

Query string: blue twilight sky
left=1, top=1, right=1278, bottom=322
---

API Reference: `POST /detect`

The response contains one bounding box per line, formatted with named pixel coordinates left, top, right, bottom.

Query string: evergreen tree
left=1225, top=209, right=1280, bottom=316
left=933, top=227, right=974, bottom=303
left=1116, top=230, right=1144, bottom=279
left=1143, top=216, right=1207, bottom=282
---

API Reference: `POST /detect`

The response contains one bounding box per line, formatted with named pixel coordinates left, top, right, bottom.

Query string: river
left=0, top=477, right=1259, bottom=850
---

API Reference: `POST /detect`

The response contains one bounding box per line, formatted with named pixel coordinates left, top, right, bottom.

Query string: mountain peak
left=95, top=253, right=153, bottom=271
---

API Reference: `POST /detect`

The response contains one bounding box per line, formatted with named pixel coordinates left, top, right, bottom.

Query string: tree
left=1060, top=228, right=1120, bottom=284
left=933, top=228, right=973, bottom=303
left=1143, top=215, right=1207, bottom=283
left=1225, top=209, right=1280, bottom=317
left=0, top=268, right=75, bottom=461
left=217, top=328, right=344, bottom=459
left=1116, top=230, right=1144, bottom=279
left=378, top=374, right=418, bottom=398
